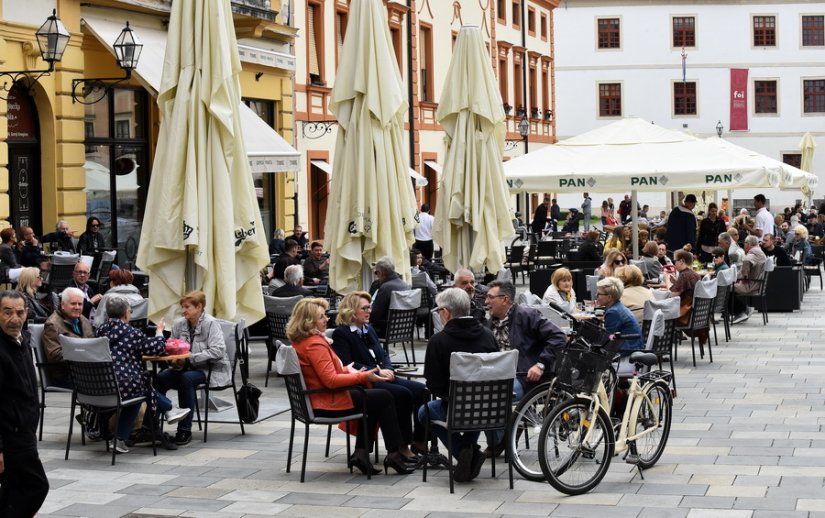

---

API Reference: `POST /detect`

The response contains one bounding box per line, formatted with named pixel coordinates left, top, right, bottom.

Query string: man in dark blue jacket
left=665, top=194, right=698, bottom=254
left=0, top=290, right=49, bottom=516
left=369, top=256, right=411, bottom=338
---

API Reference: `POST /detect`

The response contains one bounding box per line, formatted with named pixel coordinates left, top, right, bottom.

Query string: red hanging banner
left=730, top=68, right=749, bottom=131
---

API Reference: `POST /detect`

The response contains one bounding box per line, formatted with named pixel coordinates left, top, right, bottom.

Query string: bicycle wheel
left=509, top=382, right=570, bottom=481
left=538, top=397, right=614, bottom=495
left=630, top=380, right=672, bottom=469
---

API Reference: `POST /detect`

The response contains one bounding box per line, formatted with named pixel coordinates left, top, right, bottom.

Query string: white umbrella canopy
left=706, top=138, right=818, bottom=193
left=434, top=25, right=513, bottom=274
left=504, top=118, right=785, bottom=193
left=325, top=0, right=417, bottom=292
left=136, top=0, right=270, bottom=323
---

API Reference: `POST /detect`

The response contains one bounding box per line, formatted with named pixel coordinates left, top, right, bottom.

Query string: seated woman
left=576, top=230, right=602, bottom=261
left=665, top=250, right=706, bottom=347
left=16, top=267, right=51, bottom=322
left=603, top=232, right=624, bottom=255
left=77, top=216, right=107, bottom=256
left=155, top=290, right=231, bottom=446
left=639, top=241, right=662, bottom=281
left=95, top=269, right=146, bottom=327
left=595, top=277, right=643, bottom=351
left=790, top=225, right=814, bottom=264
left=597, top=248, right=626, bottom=278
left=289, top=297, right=414, bottom=476
left=332, top=292, right=428, bottom=455
left=542, top=267, right=576, bottom=312
left=614, top=265, right=654, bottom=324
left=96, top=297, right=190, bottom=453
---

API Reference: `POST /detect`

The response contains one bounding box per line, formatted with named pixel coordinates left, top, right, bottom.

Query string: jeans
left=419, top=399, right=481, bottom=457
left=154, top=369, right=206, bottom=432
left=114, top=390, right=173, bottom=440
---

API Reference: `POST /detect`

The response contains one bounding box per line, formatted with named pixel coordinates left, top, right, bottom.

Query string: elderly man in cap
left=665, top=194, right=698, bottom=253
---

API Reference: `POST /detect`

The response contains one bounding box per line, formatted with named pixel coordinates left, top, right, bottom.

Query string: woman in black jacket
left=331, top=291, right=428, bottom=454
left=696, top=203, right=727, bottom=262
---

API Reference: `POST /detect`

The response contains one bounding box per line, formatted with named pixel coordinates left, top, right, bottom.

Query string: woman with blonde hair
left=542, top=267, right=576, bottom=312
left=289, top=297, right=413, bottom=476
left=615, top=265, right=654, bottom=323
left=331, top=291, right=428, bottom=456
left=597, top=248, right=626, bottom=278
left=16, top=266, right=51, bottom=321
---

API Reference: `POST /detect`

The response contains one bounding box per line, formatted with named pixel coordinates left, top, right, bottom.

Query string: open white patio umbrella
left=433, top=25, right=513, bottom=274
left=325, top=0, right=417, bottom=292
left=136, top=0, right=270, bottom=323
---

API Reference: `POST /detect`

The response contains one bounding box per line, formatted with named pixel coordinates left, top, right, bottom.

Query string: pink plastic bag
left=165, top=338, right=191, bottom=355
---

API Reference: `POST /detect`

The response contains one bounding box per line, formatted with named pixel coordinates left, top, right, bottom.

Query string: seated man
left=485, top=280, right=566, bottom=456
left=69, top=262, right=102, bottom=321
left=410, top=249, right=437, bottom=298
left=731, top=235, right=767, bottom=324
left=419, top=288, right=498, bottom=482
left=95, top=297, right=190, bottom=453
left=370, top=256, right=411, bottom=338
left=43, top=287, right=95, bottom=389
left=453, top=268, right=487, bottom=323
left=41, top=220, right=76, bottom=253
left=761, top=233, right=791, bottom=267
left=269, top=238, right=300, bottom=286
left=270, top=264, right=312, bottom=298
left=302, top=241, right=329, bottom=286
left=718, top=232, right=743, bottom=268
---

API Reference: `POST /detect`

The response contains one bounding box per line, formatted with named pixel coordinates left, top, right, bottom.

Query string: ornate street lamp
left=0, top=9, right=70, bottom=100
left=72, top=22, right=143, bottom=104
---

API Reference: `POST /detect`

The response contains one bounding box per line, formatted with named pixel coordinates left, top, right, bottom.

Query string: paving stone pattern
left=35, top=283, right=825, bottom=517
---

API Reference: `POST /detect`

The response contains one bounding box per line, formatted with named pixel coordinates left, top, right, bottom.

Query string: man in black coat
left=420, top=288, right=498, bottom=482
left=271, top=239, right=301, bottom=281
left=665, top=194, right=698, bottom=253
left=761, top=233, right=791, bottom=267
left=0, top=290, right=49, bottom=516
left=41, top=219, right=76, bottom=253
left=531, top=196, right=550, bottom=237
left=369, top=256, right=411, bottom=338
left=270, top=265, right=312, bottom=298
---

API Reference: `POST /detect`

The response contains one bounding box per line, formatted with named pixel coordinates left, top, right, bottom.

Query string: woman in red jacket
left=287, top=297, right=414, bottom=476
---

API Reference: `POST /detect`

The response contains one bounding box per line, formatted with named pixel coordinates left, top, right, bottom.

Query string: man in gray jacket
left=731, top=235, right=767, bottom=324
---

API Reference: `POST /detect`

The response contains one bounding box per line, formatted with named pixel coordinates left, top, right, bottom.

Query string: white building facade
left=553, top=0, right=824, bottom=212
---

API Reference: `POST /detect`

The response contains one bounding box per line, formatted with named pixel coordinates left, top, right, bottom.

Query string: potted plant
left=503, top=103, right=512, bottom=115
left=544, top=109, right=553, bottom=121
left=516, top=105, right=526, bottom=117
left=531, top=106, right=540, bottom=119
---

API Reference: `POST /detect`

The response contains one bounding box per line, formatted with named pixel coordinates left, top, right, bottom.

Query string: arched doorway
left=6, top=83, right=43, bottom=233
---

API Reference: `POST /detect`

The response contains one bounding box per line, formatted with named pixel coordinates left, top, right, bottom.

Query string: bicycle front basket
left=554, top=348, right=612, bottom=393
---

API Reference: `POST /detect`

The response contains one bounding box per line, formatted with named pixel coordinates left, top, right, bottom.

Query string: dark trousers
left=414, top=240, right=434, bottom=261
left=155, top=368, right=206, bottom=432
left=375, top=378, right=428, bottom=443
left=314, top=388, right=402, bottom=452
left=0, top=433, right=49, bottom=518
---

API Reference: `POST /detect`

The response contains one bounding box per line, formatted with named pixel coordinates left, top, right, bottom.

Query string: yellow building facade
left=0, top=0, right=297, bottom=264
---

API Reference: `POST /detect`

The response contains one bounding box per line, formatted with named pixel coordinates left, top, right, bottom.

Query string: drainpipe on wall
left=521, top=0, right=529, bottom=216
left=407, top=0, right=416, bottom=172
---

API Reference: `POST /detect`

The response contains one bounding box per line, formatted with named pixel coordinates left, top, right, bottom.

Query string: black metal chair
left=263, top=295, right=303, bottom=387
left=712, top=265, right=737, bottom=344
left=422, top=350, right=517, bottom=493
left=642, top=298, right=680, bottom=394
left=275, top=344, right=369, bottom=482
left=505, top=245, right=526, bottom=283
left=743, top=268, right=771, bottom=325
left=380, top=289, right=421, bottom=365
left=803, top=249, right=823, bottom=290
left=192, top=319, right=246, bottom=442
left=675, top=279, right=717, bottom=367
left=47, top=253, right=79, bottom=293
left=535, top=240, right=558, bottom=268
left=61, top=335, right=157, bottom=465
left=29, top=324, right=73, bottom=441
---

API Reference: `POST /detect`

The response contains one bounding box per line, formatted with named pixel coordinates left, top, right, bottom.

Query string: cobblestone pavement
left=36, top=284, right=825, bottom=517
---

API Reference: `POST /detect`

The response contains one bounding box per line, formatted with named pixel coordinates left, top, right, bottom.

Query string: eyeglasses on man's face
left=485, top=293, right=507, bottom=300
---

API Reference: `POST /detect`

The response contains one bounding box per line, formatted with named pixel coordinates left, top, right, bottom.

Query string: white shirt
left=414, top=211, right=434, bottom=241
left=755, top=207, right=774, bottom=241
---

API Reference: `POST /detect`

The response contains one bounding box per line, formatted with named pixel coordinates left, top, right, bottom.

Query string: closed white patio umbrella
left=136, top=0, right=270, bottom=323
left=434, top=25, right=513, bottom=275
left=325, top=0, right=417, bottom=292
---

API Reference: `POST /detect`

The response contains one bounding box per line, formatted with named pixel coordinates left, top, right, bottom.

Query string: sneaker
left=745, top=306, right=754, bottom=317
left=731, top=313, right=749, bottom=324
left=174, top=430, right=192, bottom=446
left=468, top=445, right=486, bottom=481
left=114, top=442, right=130, bottom=454
left=453, top=446, right=475, bottom=482
left=165, top=407, right=192, bottom=425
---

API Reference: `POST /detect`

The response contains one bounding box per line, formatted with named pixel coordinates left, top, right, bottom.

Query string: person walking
left=665, top=194, right=698, bottom=254
left=0, top=290, right=50, bottom=516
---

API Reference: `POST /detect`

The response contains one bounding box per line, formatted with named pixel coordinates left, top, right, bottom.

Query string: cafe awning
left=81, top=13, right=301, bottom=173
left=313, top=159, right=427, bottom=186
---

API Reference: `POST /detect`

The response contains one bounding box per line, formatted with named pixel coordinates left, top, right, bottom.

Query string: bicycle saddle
left=628, top=351, right=659, bottom=367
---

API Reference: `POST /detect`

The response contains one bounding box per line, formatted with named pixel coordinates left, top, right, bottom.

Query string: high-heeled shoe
left=383, top=452, right=415, bottom=475
left=348, top=452, right=380, bottom=476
